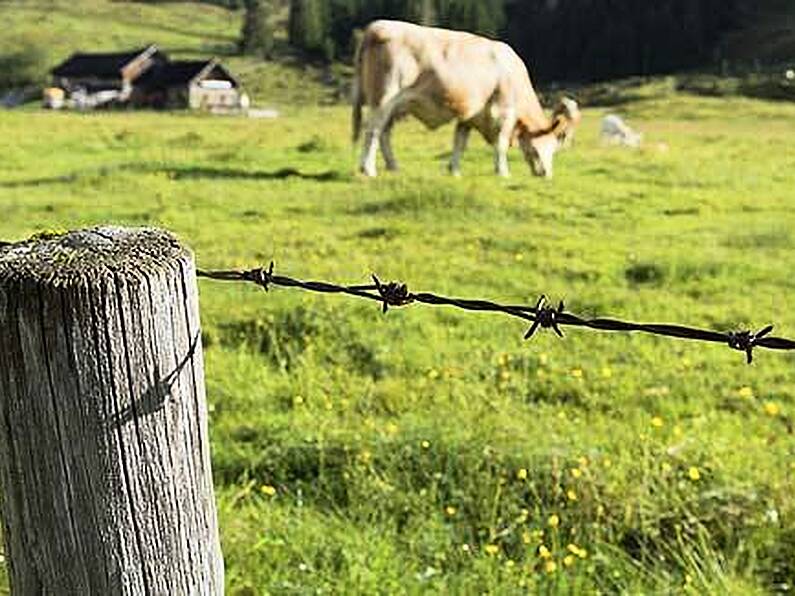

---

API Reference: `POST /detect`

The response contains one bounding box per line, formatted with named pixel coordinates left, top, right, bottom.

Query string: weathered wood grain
left=0, top=227, right=223, bottom=595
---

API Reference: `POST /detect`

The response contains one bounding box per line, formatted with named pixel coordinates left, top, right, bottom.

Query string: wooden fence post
left=0, top=227, right=223, bottom=594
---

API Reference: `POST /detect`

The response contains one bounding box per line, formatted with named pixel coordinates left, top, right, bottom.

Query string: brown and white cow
left=352, top=20, right=580, bottom=178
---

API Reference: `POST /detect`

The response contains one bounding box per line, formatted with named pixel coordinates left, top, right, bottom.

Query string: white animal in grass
left=600, top=114, right=642, bottom=148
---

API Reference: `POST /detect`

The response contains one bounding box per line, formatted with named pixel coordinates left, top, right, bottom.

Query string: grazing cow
left=600, top=114, right=642, bottom=148
left=352, top=20, right=580, bottom=178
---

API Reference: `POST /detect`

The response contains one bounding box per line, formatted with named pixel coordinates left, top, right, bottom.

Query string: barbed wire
left=196, top=262, right=795, bottom=364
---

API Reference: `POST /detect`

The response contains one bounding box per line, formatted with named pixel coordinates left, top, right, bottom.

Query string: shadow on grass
left=167, top=165, right=347, bottom=182
left=0, top=164, right=348, bottom=188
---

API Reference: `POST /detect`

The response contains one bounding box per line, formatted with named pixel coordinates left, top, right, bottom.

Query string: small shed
left=133, top=59, right=243, bottom=111
left=50, top=45, right=166, bottom=102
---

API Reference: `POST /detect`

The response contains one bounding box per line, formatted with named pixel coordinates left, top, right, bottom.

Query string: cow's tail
left=351, top=33, right=368, bottom=144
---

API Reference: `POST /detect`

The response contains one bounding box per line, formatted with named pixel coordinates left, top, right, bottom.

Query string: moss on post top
left=0, top=226, right=190, bottom=287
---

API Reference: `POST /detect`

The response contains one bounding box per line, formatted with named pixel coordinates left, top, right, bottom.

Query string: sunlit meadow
left=1, top=3, right=795, bottom=591
left=1, top=89, right=794, bottom=593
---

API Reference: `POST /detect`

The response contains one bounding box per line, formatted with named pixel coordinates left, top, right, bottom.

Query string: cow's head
left=553, top=97, right=582, bottom=129
left=552, top=97, right=581, bottom=148
left=516, top=96, right=581, bottom=178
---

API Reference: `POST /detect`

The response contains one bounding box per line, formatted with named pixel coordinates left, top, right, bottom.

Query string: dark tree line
left=288, top=0, right=505, bottom=60
left=503, top=0, right=751, bottom=82
left=240, top=0, right=274, bottom=58
left=287, top=0, right=788, bottom=81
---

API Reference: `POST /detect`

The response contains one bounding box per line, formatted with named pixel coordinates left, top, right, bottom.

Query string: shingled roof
left=134, top=59, right=238, bottom=90
left=51, top=45, right=162, bottom=78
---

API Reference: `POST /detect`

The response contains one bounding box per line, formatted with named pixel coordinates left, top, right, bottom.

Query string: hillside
left=2, top=0, right=340, bottom=107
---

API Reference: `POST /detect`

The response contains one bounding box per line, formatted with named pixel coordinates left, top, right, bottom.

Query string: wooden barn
left=48, top=47, right=245, bottom=111
left=50, top=45, right=166, bottom=105
left=132, top=59, right=244, bottom=111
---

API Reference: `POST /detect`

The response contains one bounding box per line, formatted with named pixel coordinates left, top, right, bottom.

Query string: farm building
left=48, top=47, right=245, bottom=111
left=132, top=59, right=245, bottom=111
left=50, top=45, right=166, bottom=107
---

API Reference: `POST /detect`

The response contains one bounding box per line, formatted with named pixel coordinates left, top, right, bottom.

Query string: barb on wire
left=196, top=263, right=795, bottom=364
left=525, top=295, right=565, bottom=340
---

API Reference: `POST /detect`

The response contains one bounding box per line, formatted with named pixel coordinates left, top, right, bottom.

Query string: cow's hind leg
left=379, top=117, right=399, bottom=172
left=360, top=90, right=413, bottom=177
left=449, top=122, right=470, bottom=176
left=360, top=130, right=379, bottom=177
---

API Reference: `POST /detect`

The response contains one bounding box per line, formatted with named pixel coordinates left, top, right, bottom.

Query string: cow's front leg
left=379, top=118, right=399, bottom=172
left=449, top=123, right=470, bottom=176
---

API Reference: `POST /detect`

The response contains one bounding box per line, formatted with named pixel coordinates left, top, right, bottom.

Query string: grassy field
left=1, top=91, right=794, bottom=593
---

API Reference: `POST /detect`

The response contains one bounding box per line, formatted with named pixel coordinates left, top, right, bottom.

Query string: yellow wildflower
left=385, top=422, right=399, bottom=435
left=570, top=467, right=582, bottom=479
left=651, top=416, right=664, bottom=428
left=548, top=514, right=560, bottom=528
left=505, top=559, right=516, bottom=569
left=571, top=368, right=583, bottom=379
left=764, top=402, right=781, bottom=417
left=522, top=531, right=532, bottom=544
left=538, top=545, right=552, bottom=559
left=421, top=440, right=431, bottom=449
left=738, top=386, right=754, bottom=399
left=445, top=506, right=457, bottom=517
left=484, top=544, right=499, bottom=556
left=260, top=485, right=276, bottom=496
left=517, top=468, right=528, bottom=480
left=544, top=560, right=557, bottom=574
left=515, top=253, right=524, bottom=262
left=601, top=367, right=613, bottom=378
left=566, top=489, right=578, bottom=502
left=567, top=544, right=588, bottom=559
left=563, top=554, right=576, bottom=567
left=688, top=466, right=701, bottom=481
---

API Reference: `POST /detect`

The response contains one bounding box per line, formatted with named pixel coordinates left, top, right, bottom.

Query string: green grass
left=1, top=92, right=794, bottom=593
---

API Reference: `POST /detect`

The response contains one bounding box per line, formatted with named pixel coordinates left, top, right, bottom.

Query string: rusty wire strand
left=196, top=263, right=795, bottom=364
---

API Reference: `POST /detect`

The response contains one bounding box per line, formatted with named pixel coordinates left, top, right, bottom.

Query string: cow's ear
left=549, top=114, right=568, bottom=136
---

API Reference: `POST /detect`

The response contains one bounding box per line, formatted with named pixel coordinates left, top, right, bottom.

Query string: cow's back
left=358, top=20, right=489, bottom=108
